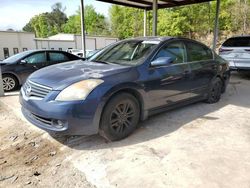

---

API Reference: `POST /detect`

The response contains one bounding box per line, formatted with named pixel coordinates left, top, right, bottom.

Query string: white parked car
left=219, top=36, right=250, bottom=71
left=67, top=49, right=93, bottom=58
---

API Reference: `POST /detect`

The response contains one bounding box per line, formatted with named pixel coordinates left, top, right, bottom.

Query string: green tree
left=63, top=5, right=110, bottom=35
left=109, top=5, right=144, bottom=39
left=23, top=2, right=68, bottom=37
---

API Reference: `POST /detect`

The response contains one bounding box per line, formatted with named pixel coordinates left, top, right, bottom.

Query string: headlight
left=55, top=79, right=104, bottom=101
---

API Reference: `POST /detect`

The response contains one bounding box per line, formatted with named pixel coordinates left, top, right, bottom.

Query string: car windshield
left=89, top=40, right=159, bottom=66
left=3, top=51, right=31, bottom=63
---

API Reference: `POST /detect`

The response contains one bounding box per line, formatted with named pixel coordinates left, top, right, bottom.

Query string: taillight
left=219, top=48, right=233, bottom=53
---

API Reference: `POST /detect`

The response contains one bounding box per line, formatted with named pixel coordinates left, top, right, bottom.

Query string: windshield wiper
left=91, top=60, right=110, bottom=65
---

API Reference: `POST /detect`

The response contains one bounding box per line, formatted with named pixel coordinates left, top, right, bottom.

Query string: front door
left=145, top=40, right=193, bottom=109
left=17, top=51, right=48, bottom=84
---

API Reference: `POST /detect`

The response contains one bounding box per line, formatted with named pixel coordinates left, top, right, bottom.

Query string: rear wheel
left=206, top=77, right=223, bottom=104
left=2, top=74, right=18, bottom=92
left=99, top=93, right=140, bottom=141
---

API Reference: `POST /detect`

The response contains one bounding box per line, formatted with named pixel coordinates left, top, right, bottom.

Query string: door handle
left=33, top=65, right=38, bottom=69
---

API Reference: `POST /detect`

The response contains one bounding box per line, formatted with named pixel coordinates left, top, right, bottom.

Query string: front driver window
left=24, top=52, right=46, bottom=64
left=154, top=42, right=185, bottom=64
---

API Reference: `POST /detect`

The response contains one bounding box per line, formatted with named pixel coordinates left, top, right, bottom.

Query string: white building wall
left=0, top=31, right=118, bottom=60
left=75, top=35, right=118, bottom=50
left=35, top=40, right=76, bottom=51
left=0, top=31, right=35, bottom=60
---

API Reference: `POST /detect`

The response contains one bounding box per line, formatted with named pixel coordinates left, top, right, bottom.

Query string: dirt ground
left=0, top=73, right=250, bottom=188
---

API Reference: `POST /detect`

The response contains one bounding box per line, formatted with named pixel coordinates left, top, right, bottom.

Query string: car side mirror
left=150, top=57, right=174, bottom=67
left=20, top=60, right=27, bottom=64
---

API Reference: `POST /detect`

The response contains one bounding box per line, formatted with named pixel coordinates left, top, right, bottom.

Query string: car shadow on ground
left=46, top=73, right=250, bottom=150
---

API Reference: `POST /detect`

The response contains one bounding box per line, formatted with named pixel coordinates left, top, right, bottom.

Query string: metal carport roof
left=96, top=0, right=214, bottom=10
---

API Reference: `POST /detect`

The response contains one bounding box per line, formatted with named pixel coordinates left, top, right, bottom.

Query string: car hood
left=29, top=60, right=131, bottom=90
left=0, top=61, right=7, bottom=66
left=0, top=61, right=15, bottom=66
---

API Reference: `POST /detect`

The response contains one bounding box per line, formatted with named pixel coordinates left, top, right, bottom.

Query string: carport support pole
left=0, top=67, right=4, bottom=96
left=212, top=0, right=220, bottom=51
left=144, top=9, right=147, bottom=36
left=152, top=0, right=158, bottom=36
left=80, top=0, right=86, bottom=58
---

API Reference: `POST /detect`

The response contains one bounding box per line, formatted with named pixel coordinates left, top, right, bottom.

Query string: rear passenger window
left=49, top=52, right=69, bottom=62
left=186, top=42, right=213, bottom=62
left=223, top=37, right=250, bottom=47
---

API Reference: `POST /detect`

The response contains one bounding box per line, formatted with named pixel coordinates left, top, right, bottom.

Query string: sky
left=0, top=0, right=111, bottom=30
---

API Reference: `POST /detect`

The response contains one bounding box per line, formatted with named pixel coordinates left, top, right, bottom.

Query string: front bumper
left=19, top=88, right=102, bottom=135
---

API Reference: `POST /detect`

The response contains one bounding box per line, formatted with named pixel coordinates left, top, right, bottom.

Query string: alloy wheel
left=3, top=77, right=16, bottom=91
left=110, top=101, right=135, bottom=134
left=210, top=81, right=221, bottom=101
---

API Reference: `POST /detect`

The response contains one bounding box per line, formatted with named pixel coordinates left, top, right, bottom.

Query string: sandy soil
left=0, top=73, right=250, bottom=188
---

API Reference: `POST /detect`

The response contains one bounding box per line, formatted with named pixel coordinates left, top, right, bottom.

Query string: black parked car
left=0, top=50, right=81, bottom=91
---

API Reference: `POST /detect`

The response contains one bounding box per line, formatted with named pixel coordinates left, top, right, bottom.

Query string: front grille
left=23, top=80, right=52, bottom=99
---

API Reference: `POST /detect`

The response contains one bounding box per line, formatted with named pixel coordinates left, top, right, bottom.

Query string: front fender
left=92, top=82, right=149, bottom=131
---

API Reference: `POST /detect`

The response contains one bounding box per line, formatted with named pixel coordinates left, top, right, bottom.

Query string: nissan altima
left=20, top=37, right=230, bottom=141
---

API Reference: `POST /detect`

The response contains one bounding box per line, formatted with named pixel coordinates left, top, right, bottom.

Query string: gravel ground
left=0, top=73, right=250, bottom=188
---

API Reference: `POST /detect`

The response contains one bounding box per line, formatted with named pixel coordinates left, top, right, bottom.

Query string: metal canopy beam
left=144, top=9, right=147, bottom=36
left=80, top=0, right=86, bottom=58
left=213, top=0, right=220, bottom=51
left=0, top=67, right=4, bottom=97
left=152, top=0, right=158, bottom=36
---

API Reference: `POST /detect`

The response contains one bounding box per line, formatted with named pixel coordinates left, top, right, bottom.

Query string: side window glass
left=186, top=42, right=213, bottom=62
left=154, top=42, right=185, bottom=64
left=49, top=52, right=69, bottom=62
left=24, top=52, right=46, bottom=64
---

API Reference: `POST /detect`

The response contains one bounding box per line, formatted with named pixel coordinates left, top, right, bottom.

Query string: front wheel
left=99, top=93, right=140, bottom=141
left=205, top=77, right=223, bottom=104
left=2, top=74, right=18, bottom=92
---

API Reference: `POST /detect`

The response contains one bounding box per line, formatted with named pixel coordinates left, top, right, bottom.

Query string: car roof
left=131, top=36, right=173, bottom=41
left=124, top=36, right=202, bottom=43
left=26, top=49, right=68, bottom=53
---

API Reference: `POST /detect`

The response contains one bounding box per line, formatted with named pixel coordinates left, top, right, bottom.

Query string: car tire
left=2, top=74, right=18, bottom=92
left=206, top=77, right=222, bottom=104
left=99, top=93, right=140, bottom=141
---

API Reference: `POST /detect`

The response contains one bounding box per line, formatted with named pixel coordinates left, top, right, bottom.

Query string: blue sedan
left=20, top=37, right=230, bottom=141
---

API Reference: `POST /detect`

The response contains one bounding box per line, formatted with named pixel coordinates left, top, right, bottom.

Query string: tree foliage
left=22, top=0, right=250, bottom=43
left=23, top=3, right=67, bottom=37
left=63, top=5, right=110, bottom=35
left=109, top=6, right=144, bottom=39
left=109, top=0, right=250, bottom=42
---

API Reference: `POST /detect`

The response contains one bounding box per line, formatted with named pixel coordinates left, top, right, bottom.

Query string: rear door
left=17, top=51, right=48, bottom=83
left=185, top=41, right=216, bottom=94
